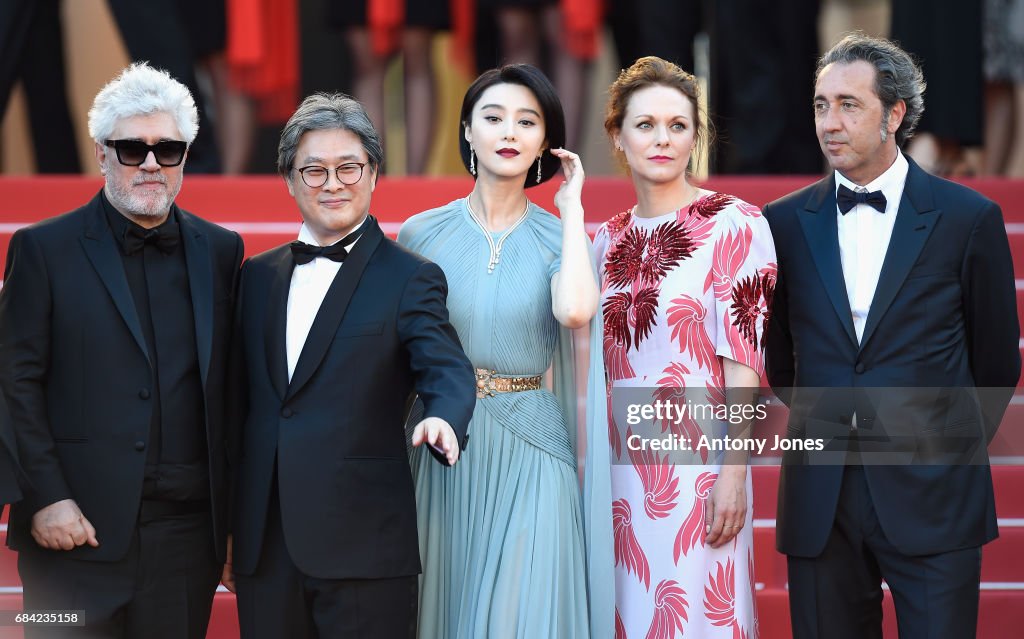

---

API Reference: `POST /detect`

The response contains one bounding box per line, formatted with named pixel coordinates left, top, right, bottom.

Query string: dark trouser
left=235, top=484, right=417, bottom=639
left=709, top=0, right=823, bottom=174
left=0, top=0, right=81, bottom=173
left=17, top=504, right=220, bottom=639
left=787, top=466, right=982, bottom=639
left=104, top=0, right=222, bottom=173
left=607, top=0, right=701, bottom=73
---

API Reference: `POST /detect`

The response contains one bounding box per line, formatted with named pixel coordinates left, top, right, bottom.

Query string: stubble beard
left=106, top=172, right=181, bottom=220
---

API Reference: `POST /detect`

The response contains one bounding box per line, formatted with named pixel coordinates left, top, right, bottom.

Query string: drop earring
left=470, top=148, right=476, bottom=176
left=535, top=156, right=542, bottom=184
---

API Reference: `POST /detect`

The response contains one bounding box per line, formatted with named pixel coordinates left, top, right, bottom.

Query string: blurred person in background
left=330, top=0, right=446, bottom=175
left=606, top=0, right=701, bottom=76
left=0, top=0, right=80, bottom=173
left=106, top=0, right=224, bottom=172
left=710, top=0, right=822, bottom=174
left=478, top=0, right=599, bottom=151
left=983, top=0, right=1024, bottom=176
left=891, top=0, right=984, bottom=175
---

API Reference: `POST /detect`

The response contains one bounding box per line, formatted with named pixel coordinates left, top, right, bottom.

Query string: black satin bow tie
left=837, top=183, right=887, bottom=214
left=290, top=228, right=363, bottom=265
left=123, top=221, right=180, bottom=255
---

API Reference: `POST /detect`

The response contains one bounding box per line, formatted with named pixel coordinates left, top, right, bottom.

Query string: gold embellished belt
left=475, top=368, right=542, bottom=398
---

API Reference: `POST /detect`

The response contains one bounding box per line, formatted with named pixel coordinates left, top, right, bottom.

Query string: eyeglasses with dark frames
left=293, top=163, right=367, bottom=188
left=104, top=140, right=188, bottom=167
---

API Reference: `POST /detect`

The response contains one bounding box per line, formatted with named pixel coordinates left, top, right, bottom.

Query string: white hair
left=87, top=62, right=199, bottom=144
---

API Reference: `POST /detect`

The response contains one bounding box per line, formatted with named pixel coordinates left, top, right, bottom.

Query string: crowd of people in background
left=2, top=0, right=1023, bottom=177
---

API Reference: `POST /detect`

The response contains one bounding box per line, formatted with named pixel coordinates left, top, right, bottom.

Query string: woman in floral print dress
left=595, top=57, right=777, bottom=638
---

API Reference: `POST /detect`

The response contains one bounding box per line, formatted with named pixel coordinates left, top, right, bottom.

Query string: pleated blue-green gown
left=398, top=199, right=590, bottom=638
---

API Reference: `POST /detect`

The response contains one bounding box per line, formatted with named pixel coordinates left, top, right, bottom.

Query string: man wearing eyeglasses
left=0, top=62, right=243, bottom=638
left=224, top=93, right=474, bottom=638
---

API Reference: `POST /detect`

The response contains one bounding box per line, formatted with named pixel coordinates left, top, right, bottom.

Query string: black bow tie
left=290, top=228, right=363, bottom=265
left=837, top=184, right=887, bottom=214
left=122, top=221, right=180, bottom=255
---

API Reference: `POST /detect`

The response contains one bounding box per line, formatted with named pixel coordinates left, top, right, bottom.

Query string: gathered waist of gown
left=473, top=385, right=576, bottom=469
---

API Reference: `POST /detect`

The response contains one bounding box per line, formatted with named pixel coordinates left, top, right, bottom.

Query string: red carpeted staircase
left=0, top=176, right=1021, bottom=638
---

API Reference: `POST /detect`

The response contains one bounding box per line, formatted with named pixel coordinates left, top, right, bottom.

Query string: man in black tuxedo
left=226, top=93, right=475, bottom=639
left=764, top=34, right=1020, bottom=638
left=0, top=63, right=244, bottom=638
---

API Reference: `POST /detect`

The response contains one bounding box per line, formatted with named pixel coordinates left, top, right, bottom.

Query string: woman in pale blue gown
left=398, top=64, right=612, bottom=638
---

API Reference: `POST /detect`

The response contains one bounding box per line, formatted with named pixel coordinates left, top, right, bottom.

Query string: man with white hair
left=0, top=62, right=243, bottom=638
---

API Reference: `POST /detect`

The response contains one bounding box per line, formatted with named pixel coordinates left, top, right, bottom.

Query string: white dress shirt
left=285, top=220, right=363, bottom=381
left=835, top=150, right=909, bottom=344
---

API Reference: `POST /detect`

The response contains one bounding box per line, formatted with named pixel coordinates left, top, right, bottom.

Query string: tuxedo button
left=281, top=407, right=293, bottom=418
left=134, top=441, right=146, bottom=451
left=138, top=388, right=151, bottom=400
left=854, top=363, right=866, bottom=374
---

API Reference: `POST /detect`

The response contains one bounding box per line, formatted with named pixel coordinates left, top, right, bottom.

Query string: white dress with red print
left=595, top=193, right=776, bottom=639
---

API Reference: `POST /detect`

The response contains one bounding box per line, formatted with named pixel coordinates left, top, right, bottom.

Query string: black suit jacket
left=764, top=158, right=1020, bottom=557
left=0, top=391, right=23, bottom=506
left=0, top=192, right=244, bottom=562
left=230, top=217, right=475, bottom=579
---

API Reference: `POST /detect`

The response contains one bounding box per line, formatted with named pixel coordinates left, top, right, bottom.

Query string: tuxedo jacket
left=230, top=217, right=475, bottom=580
left=0, top=391, right=23, bottom=506
left=0, top=192, right=244, bottom=561
left=764, top=158, right=1020, bottom=557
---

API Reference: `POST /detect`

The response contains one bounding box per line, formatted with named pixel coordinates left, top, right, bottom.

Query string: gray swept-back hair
left=87, top=62, right=198, bottom=144
left=817, top=32, right=926, bottom=145
left=277, top=93, right=383, bottom=178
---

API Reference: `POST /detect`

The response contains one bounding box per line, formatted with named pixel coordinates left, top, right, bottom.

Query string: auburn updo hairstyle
left=604, top=56, right=712, bottom=174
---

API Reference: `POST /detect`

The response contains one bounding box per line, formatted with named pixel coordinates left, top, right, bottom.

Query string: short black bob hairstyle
left=458, top=64, right=566, bottom=188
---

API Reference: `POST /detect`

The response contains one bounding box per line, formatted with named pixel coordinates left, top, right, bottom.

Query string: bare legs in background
left=345, top=27, right=437, bottom=175
left=199, top=51, right=256, bottom=175
left=495, top=5, right=588, bottom=151
left=985, top=80, right=1024, bottom=177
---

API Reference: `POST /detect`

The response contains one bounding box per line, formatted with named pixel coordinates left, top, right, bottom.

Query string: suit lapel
left=178, top=209, right=214, bottom=388
left=79, top=194, right=151, bottom=366
left=264, top=247, right=294, bottom=401
left=286, top=217, right=384, bottom=401
left=858, top=160, right=940, bottom=350
left=797, top=177, right=859, bottom=347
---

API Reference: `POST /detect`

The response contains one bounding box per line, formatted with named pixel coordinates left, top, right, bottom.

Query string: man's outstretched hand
left=411, top=417, right=460, bottom=466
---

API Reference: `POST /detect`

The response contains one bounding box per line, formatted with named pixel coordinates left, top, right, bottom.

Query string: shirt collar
left=295, top=215, right=368, bottom=248
left=101, top=190, right=179, bottom=253
left=834, top=149, right=909, bottom=214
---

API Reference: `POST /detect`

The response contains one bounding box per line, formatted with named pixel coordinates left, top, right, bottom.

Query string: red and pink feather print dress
left=595, top=192, right=777, bottom=639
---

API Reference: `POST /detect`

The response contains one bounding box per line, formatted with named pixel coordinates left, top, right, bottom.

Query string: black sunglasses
left=104, top=139, right=188, bottom=167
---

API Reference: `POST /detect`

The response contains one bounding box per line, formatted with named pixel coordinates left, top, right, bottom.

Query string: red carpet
left=1, top=175, right=1022, bottom=638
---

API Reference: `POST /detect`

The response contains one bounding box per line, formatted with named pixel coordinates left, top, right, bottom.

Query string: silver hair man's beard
left=105, top=173, right=181, bottom=219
